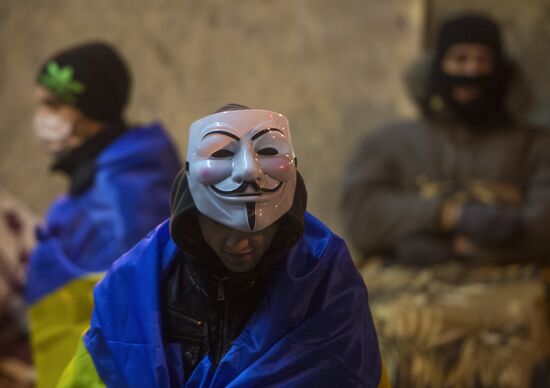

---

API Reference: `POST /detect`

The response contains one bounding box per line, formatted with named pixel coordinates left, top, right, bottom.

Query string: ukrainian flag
left=26, top=216, right=110, bottom=388
left=57, top=218, right=391, bottom=387
left=25, top=123, right=181, bottom=387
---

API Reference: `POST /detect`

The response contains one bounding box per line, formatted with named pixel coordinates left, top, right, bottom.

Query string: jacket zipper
left=176, top=313, right=204, bottom=328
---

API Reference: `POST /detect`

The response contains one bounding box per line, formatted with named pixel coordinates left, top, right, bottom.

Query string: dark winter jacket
left=341, top=58, right=550, bottom=265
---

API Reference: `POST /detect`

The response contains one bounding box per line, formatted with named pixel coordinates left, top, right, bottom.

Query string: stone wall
left=1, top=0, right=548, bottom=243
left=0, top=0, right=423, bottom=236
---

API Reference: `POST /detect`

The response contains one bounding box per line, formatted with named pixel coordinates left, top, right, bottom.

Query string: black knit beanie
left=37, top=41, right=131, bottom=122
left=435, top=14, right=502, bottom=62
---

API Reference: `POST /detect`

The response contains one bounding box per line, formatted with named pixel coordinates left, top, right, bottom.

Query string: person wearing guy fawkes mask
left=341, top=13, right=550, bottom=388
left=57, top=104, right=386, bottom=388
left=25, top=42, right=181, bottom=388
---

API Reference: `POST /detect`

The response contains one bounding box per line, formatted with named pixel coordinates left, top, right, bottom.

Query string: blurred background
left=0, top=0, right=549, bottom=236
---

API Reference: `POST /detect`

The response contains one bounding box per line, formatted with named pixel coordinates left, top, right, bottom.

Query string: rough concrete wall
left=0, top=0, right=423, bottom=235
left=429, top=0, right=550, bottom=125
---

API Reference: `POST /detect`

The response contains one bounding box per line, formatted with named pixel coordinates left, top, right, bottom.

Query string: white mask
left=187, top=109, right=297, bottom=232
left=33, top=111, right=73, bottom=154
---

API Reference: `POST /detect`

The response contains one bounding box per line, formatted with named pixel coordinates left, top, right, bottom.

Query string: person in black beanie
left=341, top=13, right=550, bottom=387
left=33, top=42, right=132, bottom=193
left=26, top=41, right=181, bottom=388
left=342, top=10, right=550, bottom=273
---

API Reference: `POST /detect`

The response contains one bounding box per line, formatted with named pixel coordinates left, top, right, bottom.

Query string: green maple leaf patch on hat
left=39, top=61, right=86, bottom=103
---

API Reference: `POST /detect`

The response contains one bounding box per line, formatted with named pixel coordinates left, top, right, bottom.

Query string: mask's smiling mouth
left=211, top=181, right=282, bottom=197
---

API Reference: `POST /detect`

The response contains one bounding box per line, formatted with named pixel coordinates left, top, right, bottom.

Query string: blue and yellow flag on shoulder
left=58, top=216, right=390, bottom=388
left=27, top=260, right=103, bottom=388
left=25, top=123, right=181, bottom=388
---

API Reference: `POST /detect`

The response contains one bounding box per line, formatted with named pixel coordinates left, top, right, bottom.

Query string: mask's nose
left=232, top=145, right=261, bottom=183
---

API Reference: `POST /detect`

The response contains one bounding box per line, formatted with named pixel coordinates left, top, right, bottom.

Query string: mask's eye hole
left=257, top=147, right=278, bottom=156
left=211, top=149, right=234, bottom=158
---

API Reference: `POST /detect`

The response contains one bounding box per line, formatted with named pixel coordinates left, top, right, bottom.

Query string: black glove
left=456, top=204, right=524, bottom=245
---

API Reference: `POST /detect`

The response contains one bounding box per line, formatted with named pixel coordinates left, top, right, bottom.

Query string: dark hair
left=213, top=103, right=250, bottom=113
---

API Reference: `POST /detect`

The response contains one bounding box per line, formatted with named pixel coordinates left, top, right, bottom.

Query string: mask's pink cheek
left=261, top=156, right=295, bottom=181
left=191, top=160, right=232, bottom=185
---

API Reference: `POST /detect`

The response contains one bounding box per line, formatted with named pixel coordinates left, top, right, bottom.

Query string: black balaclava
left=428, top=14, right=511, bottom=128
left=37, top=41, right=131, bottom=122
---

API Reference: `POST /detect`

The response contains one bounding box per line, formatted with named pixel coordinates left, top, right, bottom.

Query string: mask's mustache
left=211, top=181, right=282, bottom=196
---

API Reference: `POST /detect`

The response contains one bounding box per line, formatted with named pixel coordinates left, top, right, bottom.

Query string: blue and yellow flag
left=26, top=123, right=181, bottom=388
left=59, top=215, right=388, bottom=387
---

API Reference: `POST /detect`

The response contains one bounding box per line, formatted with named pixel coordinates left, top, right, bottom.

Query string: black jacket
left=162, top=170, right=307, bottom=379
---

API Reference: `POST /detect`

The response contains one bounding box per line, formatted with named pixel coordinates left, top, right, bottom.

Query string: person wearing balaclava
left=426, top=14, right=510, bottom=127
left=25, top=41, right=181, bottom=388
left=341, top=13, right=550, bottom=387
left=56, top=104, right=387, bottom=388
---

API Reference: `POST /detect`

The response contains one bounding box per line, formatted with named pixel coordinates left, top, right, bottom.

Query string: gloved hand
left=455, top=203, right=524, bottom=245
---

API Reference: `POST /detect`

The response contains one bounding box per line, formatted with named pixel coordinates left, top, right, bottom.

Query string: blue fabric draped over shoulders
left=85, top=213, right=382, bottom=387
left=26, top=122, right=181, bottom=304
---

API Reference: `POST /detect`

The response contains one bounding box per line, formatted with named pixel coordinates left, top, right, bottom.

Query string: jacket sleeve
left=340, top=128, right=444, bottom=256
left=473, top=130, right=550, bottom=262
